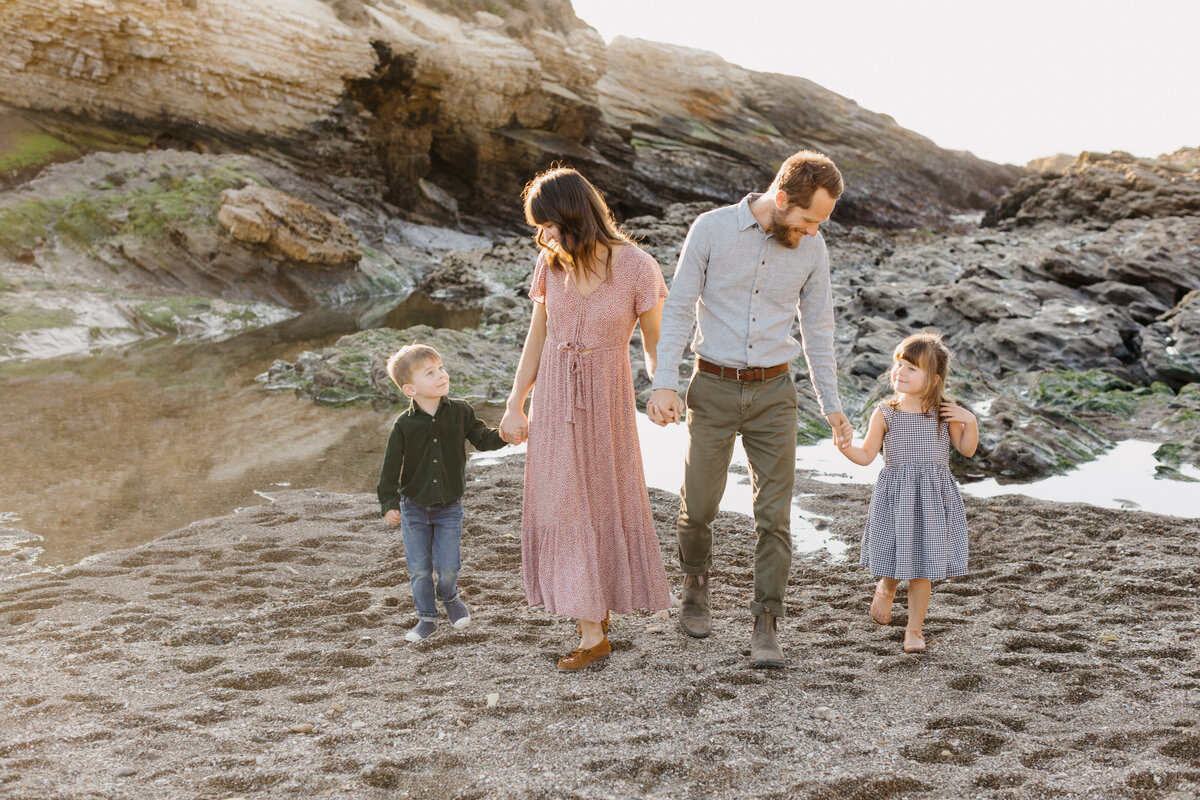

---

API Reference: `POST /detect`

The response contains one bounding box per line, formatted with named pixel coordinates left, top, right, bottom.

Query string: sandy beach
left=2, top=455, right=1198, bottom=799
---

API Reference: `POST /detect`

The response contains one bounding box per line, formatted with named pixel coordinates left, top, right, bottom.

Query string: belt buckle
left=735, top=367, right=756, bottom=381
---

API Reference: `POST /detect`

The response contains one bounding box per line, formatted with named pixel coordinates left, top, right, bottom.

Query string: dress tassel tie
left=555, top=340, right=625, bottom=424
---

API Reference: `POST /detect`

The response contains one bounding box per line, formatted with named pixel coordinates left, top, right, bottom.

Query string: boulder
left=217, top=185, right=362, bottom=267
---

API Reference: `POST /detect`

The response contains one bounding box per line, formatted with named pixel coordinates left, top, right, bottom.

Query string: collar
left=408, top=395, right=451, bottom=419
left=736, top=193, right=765, bottom=231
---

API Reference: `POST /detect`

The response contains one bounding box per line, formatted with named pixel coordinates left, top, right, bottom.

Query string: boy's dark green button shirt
left=376, top=396, right=506, bottom=512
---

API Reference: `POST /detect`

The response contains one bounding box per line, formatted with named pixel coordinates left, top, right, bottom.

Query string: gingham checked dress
left=860, top=402, right=968, bottom=580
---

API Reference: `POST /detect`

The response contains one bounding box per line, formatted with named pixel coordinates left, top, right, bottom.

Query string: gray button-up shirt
left=653, top=193, right=842, bottom=415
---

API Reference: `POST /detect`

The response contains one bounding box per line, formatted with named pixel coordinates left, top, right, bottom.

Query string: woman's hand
left=499, top=406, right=529, bottom=446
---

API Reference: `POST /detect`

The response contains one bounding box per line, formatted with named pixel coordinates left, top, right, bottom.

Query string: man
left=647, top=150, right=852, bottom=668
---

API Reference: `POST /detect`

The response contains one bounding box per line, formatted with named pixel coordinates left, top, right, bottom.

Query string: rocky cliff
left=0, top=0, right=1019, bottom=230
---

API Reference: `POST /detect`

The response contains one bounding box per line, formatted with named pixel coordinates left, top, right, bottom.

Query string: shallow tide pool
left=476, top=417, right=1200, bottom=557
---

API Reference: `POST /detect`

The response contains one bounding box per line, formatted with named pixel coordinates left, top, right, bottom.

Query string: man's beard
left=770, top=207, right=803, bottom=248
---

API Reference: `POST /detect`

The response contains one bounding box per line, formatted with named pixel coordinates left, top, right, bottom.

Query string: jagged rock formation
left=984, top=148, right=1200, bottom=227
left=0, top=0, right=1019, bottom=230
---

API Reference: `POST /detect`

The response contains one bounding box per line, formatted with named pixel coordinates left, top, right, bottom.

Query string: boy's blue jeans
left=400, top=497, right=464, bottom=622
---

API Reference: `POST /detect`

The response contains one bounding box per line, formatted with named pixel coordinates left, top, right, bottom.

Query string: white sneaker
left=445, top=597, right=471, bottom=629
left=404, top=620, right=437, bottom=642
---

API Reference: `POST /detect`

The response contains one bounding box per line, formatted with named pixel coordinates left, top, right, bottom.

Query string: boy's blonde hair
left=386, top=344, right=442, bottom=389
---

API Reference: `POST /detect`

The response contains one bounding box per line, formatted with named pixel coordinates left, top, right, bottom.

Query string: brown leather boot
left=679, top=571, right=711, bottom=638
left=750, top=610, right=785, bottom=668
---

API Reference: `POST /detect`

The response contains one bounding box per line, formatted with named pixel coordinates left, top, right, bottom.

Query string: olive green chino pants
left=677, top=369, right=798, bottom=617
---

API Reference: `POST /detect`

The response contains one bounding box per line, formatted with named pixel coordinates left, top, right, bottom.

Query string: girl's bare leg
left=871, top=577, right=900, bottom=625
left=905, top=579, right=931, bottom=652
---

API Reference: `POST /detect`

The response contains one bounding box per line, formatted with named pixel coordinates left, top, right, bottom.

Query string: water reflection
left=1, top=293, right=481, bottom=570
left=797, top=439, right=1200, bottom=518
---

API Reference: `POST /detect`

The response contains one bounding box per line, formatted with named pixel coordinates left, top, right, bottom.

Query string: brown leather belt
left=696, top=358, right=789, bottom=382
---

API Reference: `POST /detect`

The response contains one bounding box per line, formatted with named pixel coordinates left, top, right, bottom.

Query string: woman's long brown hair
left=522, top=167, right=628, bottom=282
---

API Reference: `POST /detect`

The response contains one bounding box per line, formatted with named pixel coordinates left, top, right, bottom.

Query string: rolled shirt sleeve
left=652, top=218, right=710, bottom=393
left=797, top=244, right=842, bottom=415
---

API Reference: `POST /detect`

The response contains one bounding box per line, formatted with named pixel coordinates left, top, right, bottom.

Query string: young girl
left=838, top=331, right=979, bottom=653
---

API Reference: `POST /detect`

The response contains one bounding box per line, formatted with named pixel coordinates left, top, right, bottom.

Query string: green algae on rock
left=259, top=323, right=526, bottom=408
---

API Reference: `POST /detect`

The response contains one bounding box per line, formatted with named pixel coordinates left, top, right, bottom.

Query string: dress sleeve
left=634, top=249, right=669, bottom=316
left=529, top=252, right=548, bottom=305
left=876, top=401, right=893, bottom=428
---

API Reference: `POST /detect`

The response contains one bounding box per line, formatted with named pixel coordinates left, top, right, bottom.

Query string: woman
left=499, top=167, right=673, bottom=672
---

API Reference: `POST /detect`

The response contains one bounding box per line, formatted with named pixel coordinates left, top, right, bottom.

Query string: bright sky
left=570, top=0, right=1200, bottom=166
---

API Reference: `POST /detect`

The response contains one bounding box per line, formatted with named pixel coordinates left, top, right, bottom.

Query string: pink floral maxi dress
left=522, top=245, right=673, bottom=620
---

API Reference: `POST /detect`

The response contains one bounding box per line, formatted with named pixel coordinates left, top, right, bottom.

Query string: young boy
left=376, top=344, right=507, bottom=642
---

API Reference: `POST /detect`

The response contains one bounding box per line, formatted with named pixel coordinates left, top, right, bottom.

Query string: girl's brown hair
left=522, top=167, right=628, bottom=282
left=888, top=330, right=952, bottom=423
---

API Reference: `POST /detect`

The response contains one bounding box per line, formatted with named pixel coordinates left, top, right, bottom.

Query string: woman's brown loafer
left=556, top=637, right=612, bottom=672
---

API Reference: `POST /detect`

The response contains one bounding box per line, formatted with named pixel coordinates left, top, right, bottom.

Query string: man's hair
left=386, top=344, right=442, bottom=389
left=773, top=150, right=844, bottom=208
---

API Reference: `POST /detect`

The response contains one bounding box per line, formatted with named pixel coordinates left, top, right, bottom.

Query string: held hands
left=383, top=509, right=401, bottom=526
left=646, top=388, right=685, bottom=426
left=825, top=411, right=854, bottom=450
left=499, top=405, right=529, bottom=446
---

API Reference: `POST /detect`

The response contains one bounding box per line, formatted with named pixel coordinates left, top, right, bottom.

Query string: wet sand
left=1, top=456, right=1198, bottom=799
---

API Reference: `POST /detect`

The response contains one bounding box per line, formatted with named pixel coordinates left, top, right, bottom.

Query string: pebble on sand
left=290, top=723, right=315, bottom=734
left=812, top=706, right=837, bottom=721
left=486, top=692, right=500, bottom=708
left=114, top=767, right=137, bottom=778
